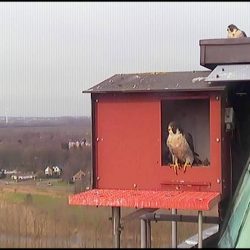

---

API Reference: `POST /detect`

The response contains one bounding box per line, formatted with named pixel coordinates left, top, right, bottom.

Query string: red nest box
left=70, top=70, right=226, bottom=209
left=89, top=72, right=226, bottom=191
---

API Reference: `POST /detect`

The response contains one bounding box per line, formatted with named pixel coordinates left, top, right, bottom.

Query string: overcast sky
left=0, top=2, right=249, bottom=117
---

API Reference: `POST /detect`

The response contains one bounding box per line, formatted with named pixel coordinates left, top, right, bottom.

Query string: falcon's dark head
left=227, top=24, right=238, bottom=32
left=168, top=121, right=183, bottom=135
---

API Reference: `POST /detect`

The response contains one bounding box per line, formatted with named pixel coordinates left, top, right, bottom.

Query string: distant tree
left=0, top=169, right=6, bottom=179
left=36, top=169, right=46, bottom=179
left=0, top=117, right=92, bottom=175
left=62, top=166, right=73, bottom=183
left=61, top=142, right=69, bottom=150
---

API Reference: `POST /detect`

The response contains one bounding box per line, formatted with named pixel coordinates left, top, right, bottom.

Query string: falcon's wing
left=184, top=132, right=202, bottom=165
left=242, top=30, right=247, bottom=37
left=184, top=132, right=195, bottom=154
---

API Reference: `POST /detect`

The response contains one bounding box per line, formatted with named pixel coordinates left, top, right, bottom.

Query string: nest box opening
left=161, top=98, right=210, bottom=167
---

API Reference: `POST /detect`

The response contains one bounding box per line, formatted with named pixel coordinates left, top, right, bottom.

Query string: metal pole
left=112, top=207, right=121, bottom=248
left=146, top=220, right=151, bottom=248
left=141, top=219, right=147, bottom=248
left=171, top=209, right=177, bottom=248
left=198, top=210, right=203, bottom=248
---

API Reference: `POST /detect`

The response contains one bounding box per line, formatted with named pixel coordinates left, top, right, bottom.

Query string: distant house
left=68, top=138, right=91, bottom=149
left=5, top=170, right=18, bottom=176
left=45, top=166, right=53, bottom=177
left=52, top=166, right=62, bottom=176
left=75, top=141, right=80, bottom=148
left=72, top=170, right=86, bottom=183
left=80, top=138, right=86, bottom=147
left=68, top=140, right=75, bottom=149
left=45, top=166, right=62, bottom=178
left=11, top=174, right=36, bottom=182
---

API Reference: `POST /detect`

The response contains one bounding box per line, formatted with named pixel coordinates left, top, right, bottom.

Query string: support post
left=146, top=220, right=151, bottom=248
left=141, top=219, right=147, bottom=248
left=112, top=206, right=121, bottom=248
left=171, top=209, right=177, bottom=248
left=198, top=210, right=203, bottom=248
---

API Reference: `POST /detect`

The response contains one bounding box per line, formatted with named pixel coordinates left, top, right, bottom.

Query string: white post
left=198, top=210, right=203, bottom=248
left=171, top=209, right=177, bottom=248
left=141, top=219, right=147, bottom=248
left=112, top=207, right=121, bottom=248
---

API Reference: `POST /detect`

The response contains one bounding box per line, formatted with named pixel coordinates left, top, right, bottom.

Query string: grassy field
left=0, top=179, right=218, bottom=248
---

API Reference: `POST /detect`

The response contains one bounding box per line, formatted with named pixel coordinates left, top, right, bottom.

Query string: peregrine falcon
left=227, top=24, right=247, bottom=38
left=166, top=121, right=201, bottom=174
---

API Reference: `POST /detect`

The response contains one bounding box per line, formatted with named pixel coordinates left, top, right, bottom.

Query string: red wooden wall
left=93, top=92, right=225, bottom=194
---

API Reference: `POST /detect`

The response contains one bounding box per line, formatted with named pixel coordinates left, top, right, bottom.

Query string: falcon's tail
left=193, top=152, right=202, bottom=165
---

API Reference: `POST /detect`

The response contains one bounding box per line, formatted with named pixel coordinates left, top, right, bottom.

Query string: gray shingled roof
left=83, top=71, right=226, bottom=93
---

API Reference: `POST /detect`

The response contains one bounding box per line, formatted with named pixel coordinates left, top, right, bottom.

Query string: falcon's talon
left=169, top=164, right=175, bottom=168
left=173, top=164, right=178, bottom=175
left=169, top=163, right=179, bottom=174
left=183, top=163, right=192, bottom=173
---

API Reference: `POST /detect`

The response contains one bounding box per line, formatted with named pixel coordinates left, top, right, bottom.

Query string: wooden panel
left=95, top=94, right=161, bottom=190
left=93, top=93, right=223, bottom=193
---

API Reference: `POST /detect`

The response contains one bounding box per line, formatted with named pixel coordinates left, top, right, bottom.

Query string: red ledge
left=68, top=189, right=220, bottom=211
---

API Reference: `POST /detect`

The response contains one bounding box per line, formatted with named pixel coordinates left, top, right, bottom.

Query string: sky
left=0, top=2, right=249, bottom=117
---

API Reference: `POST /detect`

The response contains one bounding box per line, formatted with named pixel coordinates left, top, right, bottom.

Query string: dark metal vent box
left=200, top=38, right=250, bottom=70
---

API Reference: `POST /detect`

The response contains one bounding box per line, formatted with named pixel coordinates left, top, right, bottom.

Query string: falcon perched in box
left=166, top=121, right=201, bottom=175
left=227, top=24, right=247, bottom=38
